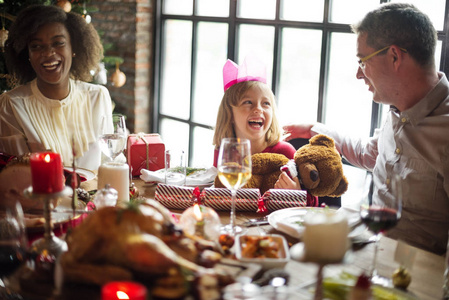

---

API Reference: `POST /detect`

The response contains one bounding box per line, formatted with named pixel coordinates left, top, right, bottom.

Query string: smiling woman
left=0, top=4, right=113, bottom=171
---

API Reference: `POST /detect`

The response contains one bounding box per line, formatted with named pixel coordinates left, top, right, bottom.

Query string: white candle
left=97, top=162, right=130, bottom=205
left=303, top=210, right=349, bottom=263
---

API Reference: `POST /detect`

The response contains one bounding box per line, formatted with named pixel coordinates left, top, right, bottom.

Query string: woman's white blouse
left=0, top=79, right=113, bottom=171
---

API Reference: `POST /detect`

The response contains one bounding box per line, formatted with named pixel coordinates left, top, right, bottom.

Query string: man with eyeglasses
left=282, top=3, right=449, bottom=255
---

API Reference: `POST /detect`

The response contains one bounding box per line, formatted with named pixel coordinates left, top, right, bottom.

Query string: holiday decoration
left=57, top=0, right=72, bottom=13
left=111, top=62, right=126, bottom=87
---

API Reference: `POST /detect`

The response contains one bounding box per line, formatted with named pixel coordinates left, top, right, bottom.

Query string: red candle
left=102, top=281, right=147, bottom=300
left=30, top=152, right=64, bottom=194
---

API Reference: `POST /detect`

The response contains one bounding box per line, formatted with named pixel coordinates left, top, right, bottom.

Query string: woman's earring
left=72, top=53, right=76, bottom=57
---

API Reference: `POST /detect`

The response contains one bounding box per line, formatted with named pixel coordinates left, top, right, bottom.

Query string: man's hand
left=283, top=123, right=316, bottom=141
left=274, top=172, right=302, bottom=190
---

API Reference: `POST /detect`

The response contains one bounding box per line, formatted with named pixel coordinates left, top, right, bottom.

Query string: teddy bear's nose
left=310, top=170, right=319, bottom=182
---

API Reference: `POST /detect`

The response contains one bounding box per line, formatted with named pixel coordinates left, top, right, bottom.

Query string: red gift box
left=127, top=133, right=165, bottom=177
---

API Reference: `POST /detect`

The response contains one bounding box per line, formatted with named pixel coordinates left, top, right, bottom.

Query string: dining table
left=7, top=177, right=446, bottom=300
left=89, top=178, right=446, bottom=300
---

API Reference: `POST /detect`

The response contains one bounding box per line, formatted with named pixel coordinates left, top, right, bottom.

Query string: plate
left=142, top=167, right=216, bottom=188
left=235, top=234, right=290, bottom=270
left=289, top=242, right=353, bottom=264
left=268, top=207, right=361, bottom=239
left=24, top=200, right=87, bottom=233
left=268, top=207, right=332, bottom=239
left=321, top=272, right=420, bottom=300
left=64, top=167, right=96, bottom=181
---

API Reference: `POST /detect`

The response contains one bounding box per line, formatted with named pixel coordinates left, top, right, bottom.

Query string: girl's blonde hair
left=213, top=81, right=282, bottom=149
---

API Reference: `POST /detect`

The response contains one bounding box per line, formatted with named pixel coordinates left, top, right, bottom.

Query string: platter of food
left=235, top=234, right=290, bottom=270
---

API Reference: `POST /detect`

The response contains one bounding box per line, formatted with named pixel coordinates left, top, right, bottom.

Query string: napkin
left=140, top=167, right=217, bottom=186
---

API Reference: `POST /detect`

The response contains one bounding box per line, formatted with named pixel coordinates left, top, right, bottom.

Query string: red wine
left=0, top=244, right=25, bottom=277
left=360, top=207, right=399, bottom=234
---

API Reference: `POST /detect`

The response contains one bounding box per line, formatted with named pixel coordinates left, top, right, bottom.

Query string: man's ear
left=390, top=45, right=404, bottom=70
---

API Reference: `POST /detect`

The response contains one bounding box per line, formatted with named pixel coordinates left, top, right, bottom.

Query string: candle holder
left=179, top=205, right=221, bottom=241
left=290, top=210, right=352, bottom=300
left=24, top=186, right=72, bottom=277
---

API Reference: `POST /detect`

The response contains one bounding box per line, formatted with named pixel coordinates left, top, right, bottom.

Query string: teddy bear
left=214, top=134, right=349, bottom=197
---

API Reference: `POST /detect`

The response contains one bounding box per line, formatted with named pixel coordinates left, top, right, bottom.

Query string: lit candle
left=193, top=203, right=205, bottom=238
left=97, top=162, right=130, bottom=205
left=30, top=152, right=64, bottom=194
left=101, top=281, right=147, bottom=300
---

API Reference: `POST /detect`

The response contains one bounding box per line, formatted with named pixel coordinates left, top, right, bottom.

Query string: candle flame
left=116, top=291, right=130, bottom=299
left=193, top=203, right=203, bottom=221
left=44, top=154, right=51, bottom=163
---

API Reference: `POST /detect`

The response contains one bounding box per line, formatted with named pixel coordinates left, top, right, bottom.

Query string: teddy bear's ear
left=309, top=134, right=335, bottom=148
left=329, top=175, right=349, bottom=197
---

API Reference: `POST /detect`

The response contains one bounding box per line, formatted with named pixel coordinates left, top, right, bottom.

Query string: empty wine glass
left=0, top=199, right=27, bottom=292
left=359, top=172, right=402, bottom=285
left=99, top=114, right=127, bottom=162
left=217, top=138, right=252, bottom=235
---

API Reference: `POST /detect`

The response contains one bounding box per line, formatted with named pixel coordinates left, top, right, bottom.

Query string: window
left=153, top=0, right=449, bottom=203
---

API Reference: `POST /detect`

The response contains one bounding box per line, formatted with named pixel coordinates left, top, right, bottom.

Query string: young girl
left=213, top=57, right=296, bottom=167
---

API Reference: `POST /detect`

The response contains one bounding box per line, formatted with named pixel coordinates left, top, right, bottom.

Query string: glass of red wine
left=359, top=172, right=402, bottom=285
left=0, top=199, right=28, bottom=292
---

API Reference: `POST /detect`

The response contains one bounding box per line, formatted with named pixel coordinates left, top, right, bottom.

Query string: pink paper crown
left=223, top=56, right=267, bottom=91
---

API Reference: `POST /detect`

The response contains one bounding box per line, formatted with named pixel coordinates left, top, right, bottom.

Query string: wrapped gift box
left=127, top=133, right=165, bottom=177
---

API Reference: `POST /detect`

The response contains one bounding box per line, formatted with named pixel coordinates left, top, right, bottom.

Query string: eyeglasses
left=358, top=45, right=408, bottom=70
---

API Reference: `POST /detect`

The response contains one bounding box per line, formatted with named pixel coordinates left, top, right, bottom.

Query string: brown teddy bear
left=214, top=134, right=348, bottom=197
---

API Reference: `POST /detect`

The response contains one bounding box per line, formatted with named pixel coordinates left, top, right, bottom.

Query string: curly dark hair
left=5, top=4, right=103, bottom=85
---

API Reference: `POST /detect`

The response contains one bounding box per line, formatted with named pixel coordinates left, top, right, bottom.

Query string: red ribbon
left=192, top=187, right=201, bottom=205
left=257, top=195, right=268, bottom=213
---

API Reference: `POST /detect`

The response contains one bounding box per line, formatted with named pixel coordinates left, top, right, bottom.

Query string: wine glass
left=99, top=114, right=127, bottom=162
left=217, top=138, right=252, bottom=235
left=0, top=199, right=27, bottom=292
left=359, top=172, right=402, bottom=285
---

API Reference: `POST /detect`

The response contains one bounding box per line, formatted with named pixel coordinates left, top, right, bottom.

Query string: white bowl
left=235, top=234, right=290, bottom=270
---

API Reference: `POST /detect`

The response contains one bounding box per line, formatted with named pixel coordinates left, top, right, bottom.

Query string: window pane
left=281, top=0, right=325, bottom=22
left=193, top=22, right=228, bottom=126
left=160, top=118, right=190, bottom=162
left=191, top=126, right=215, bottom=167
left=325, top=32, right=373, bottom=137
left=277, top=28, right=322, bottom=125
left=163, top=0, right=193, bottom=15
left=330, top=0, right=379, bottom=24
left=342, top=165, right=368, bottom=208
left=238, top=24, right=275, bottom=85
left=436, top=40, right=442, bottom=71
left=161, top=20, right=192, bottom=120
left=196, top=0, right=230, bottom=17
left=237, top=0, right=276, bottom=20
left=390, top=0, right=446, bottom=31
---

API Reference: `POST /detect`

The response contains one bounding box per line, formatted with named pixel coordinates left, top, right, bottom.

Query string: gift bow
left=223, top=56, right=267, bottom=91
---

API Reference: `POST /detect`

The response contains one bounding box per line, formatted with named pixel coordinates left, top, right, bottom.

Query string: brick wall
left=90, top=0, right=153, bottom=134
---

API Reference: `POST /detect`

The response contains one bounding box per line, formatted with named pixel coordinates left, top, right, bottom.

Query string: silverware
left=242, top=216, right=269, bottom=227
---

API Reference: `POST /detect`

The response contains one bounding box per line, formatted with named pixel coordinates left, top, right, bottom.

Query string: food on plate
left=323, top=272, right=418, bottom=300
left=240, top=236, right=282, bottom=259
left=348, top=273, right=371, bottom=300
left=59, top=199, right=230, bottom=299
